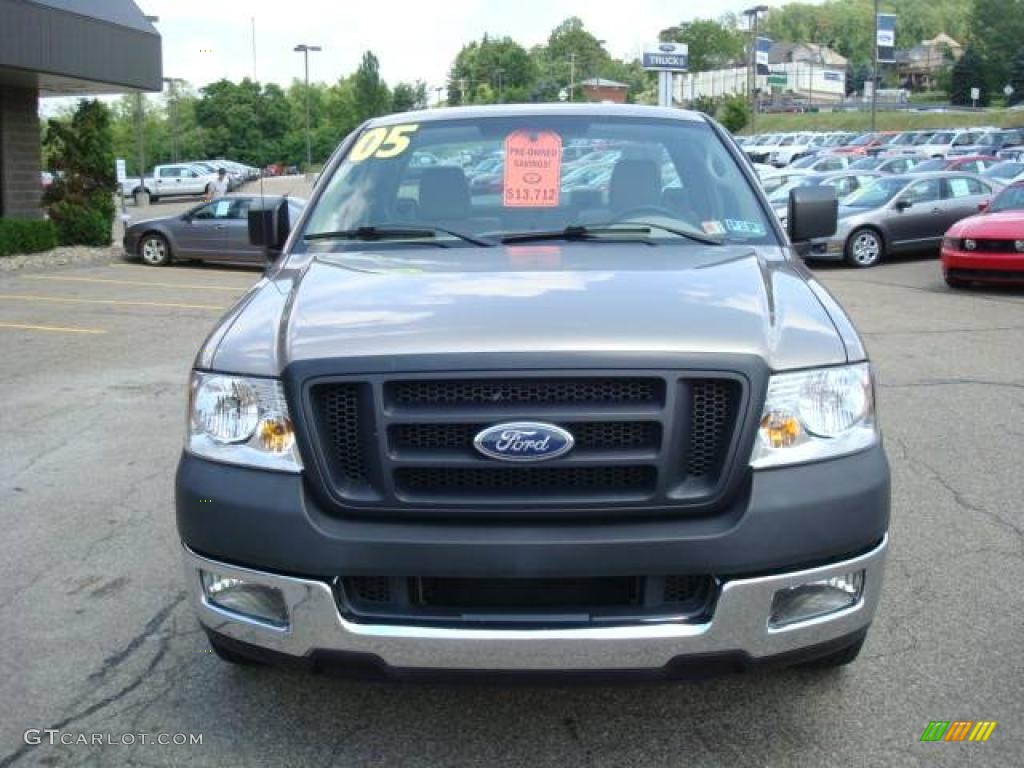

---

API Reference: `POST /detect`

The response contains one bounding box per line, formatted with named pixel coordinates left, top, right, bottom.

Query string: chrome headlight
left=751, top=363, right=878, bottom=469
left=187, top=372, right=302, bottom=472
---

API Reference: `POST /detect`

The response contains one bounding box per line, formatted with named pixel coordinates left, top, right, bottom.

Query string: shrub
left=0, top=218, right=59, bottom=257
left=42, top=99, right=116, bottom=247
left=48, top=200, right=111, bottom=247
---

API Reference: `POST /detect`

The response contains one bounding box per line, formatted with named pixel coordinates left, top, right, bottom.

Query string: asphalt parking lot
left=1, top=253, right=1021, bottom=767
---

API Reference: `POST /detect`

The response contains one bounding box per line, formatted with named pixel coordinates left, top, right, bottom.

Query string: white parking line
left=0, top=294, right=227, bottom=311
left=20, top=275, right=248, bottom=293
left=0, top=322, right=106, bottom=335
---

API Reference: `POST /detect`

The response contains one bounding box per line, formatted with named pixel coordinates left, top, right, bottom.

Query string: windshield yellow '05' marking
left=350, top=124, right=418, bottom=162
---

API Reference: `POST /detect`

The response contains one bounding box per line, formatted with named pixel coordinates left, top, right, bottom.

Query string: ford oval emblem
left=659, top=43, right=676, bottom=52
left=522, top=171, right=542, bottom=184
left=473, top=422, right=575, bottom=463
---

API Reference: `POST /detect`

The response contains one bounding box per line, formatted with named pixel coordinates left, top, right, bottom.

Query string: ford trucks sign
left=474, top=422, right=575, bottom=463
left=642, top=42, right=689, bottom=72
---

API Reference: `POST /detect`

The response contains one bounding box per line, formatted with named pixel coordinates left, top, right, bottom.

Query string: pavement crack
left=0, top=641, right=169, bottom=768
left=88, top=592, right=185, bottom=684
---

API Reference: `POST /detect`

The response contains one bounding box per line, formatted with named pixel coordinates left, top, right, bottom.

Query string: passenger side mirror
left=895, top=199, right=912, bottom=212
left=787, top=185, right=838, bottom=243
left=248, top=199, right=291, bottom=267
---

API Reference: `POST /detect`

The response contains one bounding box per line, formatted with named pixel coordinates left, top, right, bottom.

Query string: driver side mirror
left=978, top=200, right=990, bottom=213
left=248, top=199, right=291, bottom=268
left=895, top=199, right=912, bottom=212
left=787, top=185, right=838, bottom=243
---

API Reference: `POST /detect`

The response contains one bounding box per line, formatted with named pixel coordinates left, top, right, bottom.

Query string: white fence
left=678, top=62, right=847, bottom=103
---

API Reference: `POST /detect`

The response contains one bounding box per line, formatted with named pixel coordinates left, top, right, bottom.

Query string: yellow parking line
left=108, top=263, right=258, bottom=279
left=0, top=294, right=227, bottom=310
left=0, top=322, right=106, bottom=335
left=20, top=275, right=246, bottom=293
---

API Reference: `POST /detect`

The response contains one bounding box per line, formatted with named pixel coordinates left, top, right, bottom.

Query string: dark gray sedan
left=805, top=172, right=996, bottom=267
left=123, top=195, right=306, bottom=266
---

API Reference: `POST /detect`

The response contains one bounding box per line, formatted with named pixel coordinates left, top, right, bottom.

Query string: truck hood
left=209, top=244, right=848, bottom=376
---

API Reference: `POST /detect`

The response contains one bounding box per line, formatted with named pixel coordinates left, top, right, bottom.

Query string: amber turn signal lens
left=760, top=411, right=801, bottom=448
left=258, top=418, right=295, bottom=453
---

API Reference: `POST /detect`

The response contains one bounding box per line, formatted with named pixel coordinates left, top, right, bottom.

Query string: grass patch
left=746, top=109, right=1024, bottom=134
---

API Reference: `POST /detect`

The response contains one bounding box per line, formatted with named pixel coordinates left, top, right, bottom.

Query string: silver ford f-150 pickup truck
left=176, top=104, right=889, bottom=679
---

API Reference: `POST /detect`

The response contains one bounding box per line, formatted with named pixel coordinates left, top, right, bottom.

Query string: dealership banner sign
left=877, top=14, right=897, bottom=63
left=755, top=37, right=772, bottom=75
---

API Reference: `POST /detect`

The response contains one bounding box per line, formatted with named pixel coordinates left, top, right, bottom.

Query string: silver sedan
left=123, top=195, right=306, bottom=267
left=803, top=172, right=997, bottom=267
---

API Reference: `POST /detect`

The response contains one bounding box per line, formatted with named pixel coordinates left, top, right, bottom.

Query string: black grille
left=387, top=377, right=664, bottom=408
left=962, top=239, right=1022, bottom=253
left=395, top=466, right=657, bottom=497
left=390, top=422, right=660, bottom=453
left=310, top=384, right=371, bottom=488
left=687, top=381, right=736, bottom=478
left=346, top=576, right=391, bottom=604
left=336, top=573, right=716, bottom=626
left=664, top=575, right=707, bottom=603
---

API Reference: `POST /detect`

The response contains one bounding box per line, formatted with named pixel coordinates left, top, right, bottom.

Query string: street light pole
left=162, top=77, right=185, bottom=163
left=294, top=44, right=321, bottom=171
left=872, top=0, right=879, bottom=131
left=569, top=53, right=576, bottom=102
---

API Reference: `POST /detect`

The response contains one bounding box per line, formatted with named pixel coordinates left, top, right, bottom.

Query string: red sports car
left=941, top=181, right=1024, bottom=288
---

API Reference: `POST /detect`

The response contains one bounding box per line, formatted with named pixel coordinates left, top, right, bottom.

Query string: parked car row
left=120, top=159, right=259, bottom=203
left=741, top=125, right=1024, bottom=282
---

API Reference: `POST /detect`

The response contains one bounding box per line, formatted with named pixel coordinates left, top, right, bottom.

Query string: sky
left=128, top=0, right=790, bottom=96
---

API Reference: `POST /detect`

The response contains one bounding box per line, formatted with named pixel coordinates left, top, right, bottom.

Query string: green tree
left=392, top=81, right=428, bottom=112
left=1008, top=49, right=1024, bottom=105
left=352, top=51, right=391, bottom=121
left=448, top=36, right=537, bottom=105
left=950, top=46, right=990, bottom=106
left=972, top=0, right=1024, bottom=94
left=660, top=18, right=745, bottom=72
left=718, top=95, right=751, bottom=132
left=42, top=99, right=116, bottom=246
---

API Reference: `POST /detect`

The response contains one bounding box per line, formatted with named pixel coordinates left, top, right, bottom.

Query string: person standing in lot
left=211, top=168, right=230, bottom=199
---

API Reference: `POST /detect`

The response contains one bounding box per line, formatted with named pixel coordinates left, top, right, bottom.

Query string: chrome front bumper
left=184, top=537, right=887, bottom=671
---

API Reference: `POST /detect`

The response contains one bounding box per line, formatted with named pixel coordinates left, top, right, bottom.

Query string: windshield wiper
left=498, top=225, right=654, bottom=244
left=304, top=225, right=494, bottom=247
left=498, top=222, right=723, bottom=246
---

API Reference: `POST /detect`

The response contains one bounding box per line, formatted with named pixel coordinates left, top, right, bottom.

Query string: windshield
left=843, top=176, right=906, bottom=208
left=849, top=157, right=881, bottom=170
left=848, top=134, right=877, bottom=147
left=990, top=184, right=1024, bottom=212
left=911, top=133, right=936, bottom=145
left=985, top=162, right=1024, bottom=180
left=912, top=159, right=946, bottom=173
left=789, top=155, right=819, bottom=169
left=301, top=113, right=777, bottom=249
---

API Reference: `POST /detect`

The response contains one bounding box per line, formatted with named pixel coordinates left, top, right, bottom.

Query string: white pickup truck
left=121, top=163, right=220, bottom=203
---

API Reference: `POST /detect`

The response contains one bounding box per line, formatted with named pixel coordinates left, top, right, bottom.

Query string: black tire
left=799, top=637, right=865, bottom=669
left=132, top=189, right=145, bottom=205
left=138, top=233, right=171, bottom=266
left=209, top=636, right=263, bottom=666
left=944, top=273, right=970, bottom=289
left=150, top=195, right=159, bottom=203
left=845, top=227, right=884, bottom=268
left=205, top=183, right=215, bottom=196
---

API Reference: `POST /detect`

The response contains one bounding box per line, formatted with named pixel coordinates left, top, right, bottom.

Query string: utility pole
left=743, top=6, right=768, bottom=133
left=871, top=0, right=879, bottom=131
left=293, top=44, right=321, bottom=171
left=134, top=15, right=160, bottom=202
left=569, top=53, right=576, bottom=102
left=162, top=77, right=185, bottom=163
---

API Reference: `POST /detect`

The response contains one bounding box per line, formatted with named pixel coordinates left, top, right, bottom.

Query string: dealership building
left=0, top=0, right=161, bottom=219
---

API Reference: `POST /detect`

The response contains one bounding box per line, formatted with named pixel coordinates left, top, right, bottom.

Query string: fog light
left=769, top=570, right=864, bottom=628
left=964, top=239, right=977, bottom=251
left=1015, top=240, right=1024, bottom=253
left=200, top=570, right=288, bottom=628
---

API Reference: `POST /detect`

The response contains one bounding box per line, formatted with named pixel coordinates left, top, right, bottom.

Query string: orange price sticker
left=503, top=130, right=562, bottom=208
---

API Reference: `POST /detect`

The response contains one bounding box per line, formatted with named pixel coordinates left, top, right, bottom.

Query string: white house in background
left=677, top=42, right=847, bottom=104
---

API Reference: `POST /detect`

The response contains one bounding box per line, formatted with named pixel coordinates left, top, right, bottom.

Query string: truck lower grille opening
left=394, top=466, right=657, bottom=498
left=338, top=574, right=716, bottom=627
